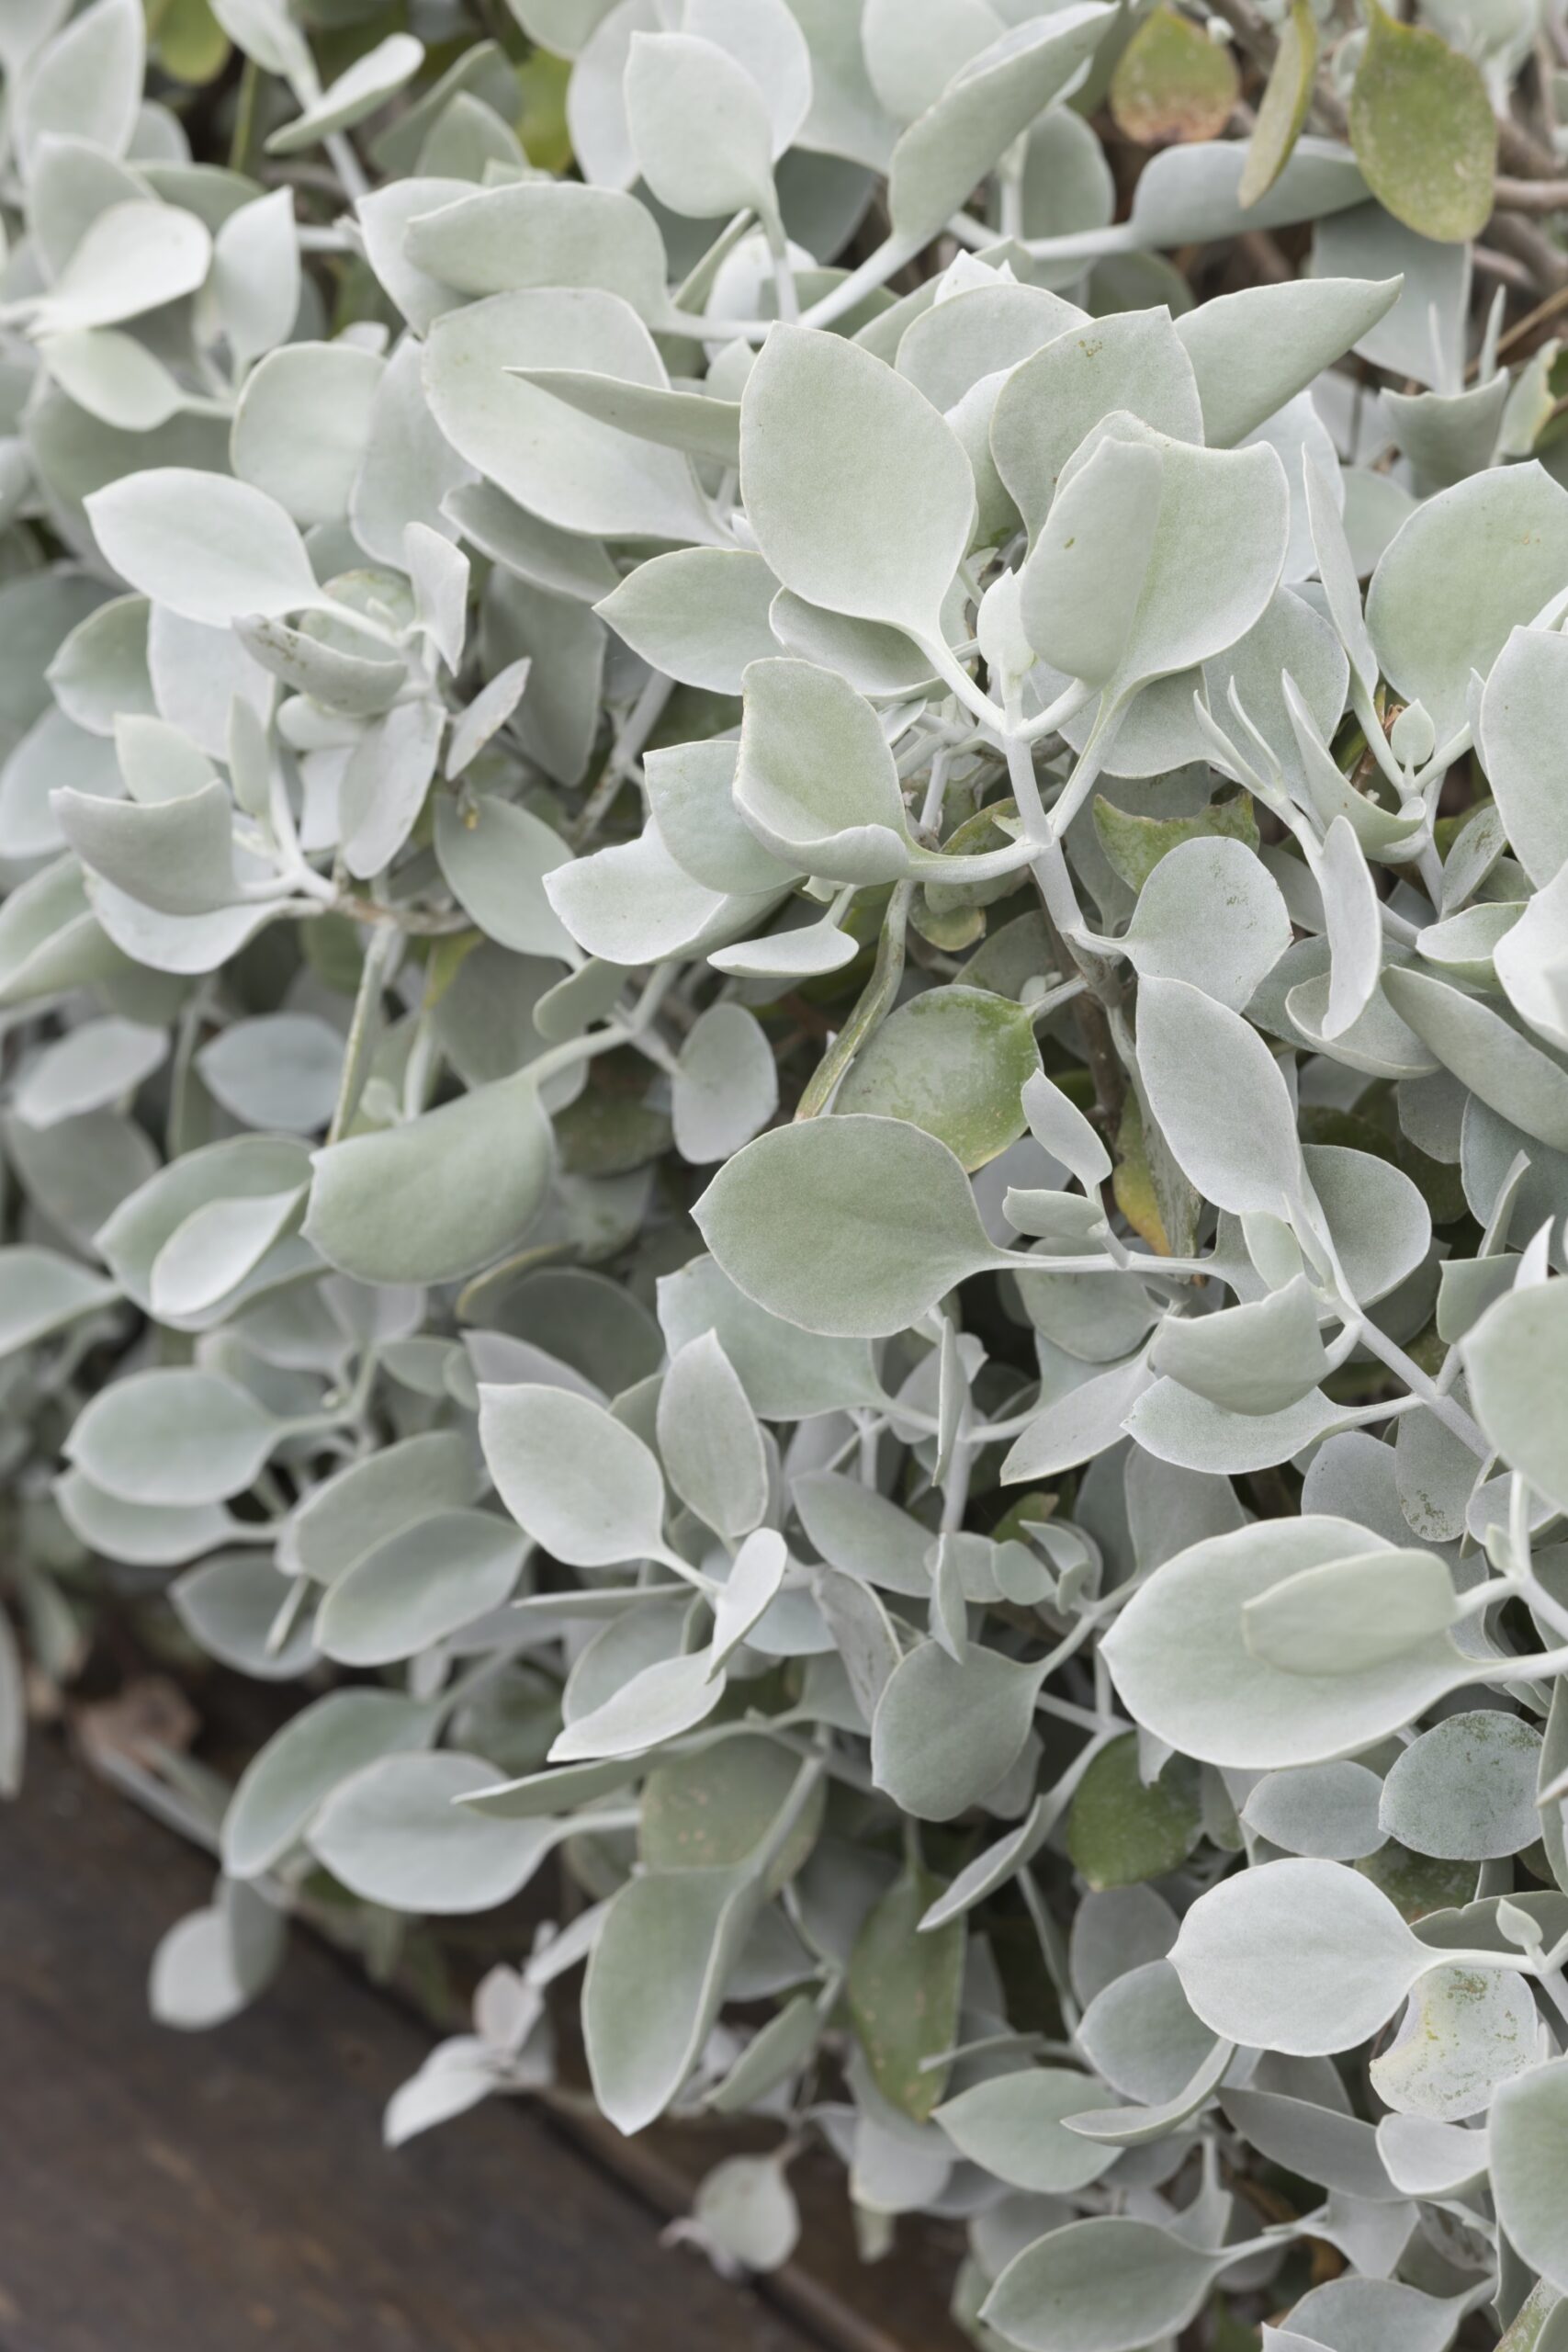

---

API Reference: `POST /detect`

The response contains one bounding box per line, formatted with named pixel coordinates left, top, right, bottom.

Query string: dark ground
left=0, top=1736, right=963, bottom=2352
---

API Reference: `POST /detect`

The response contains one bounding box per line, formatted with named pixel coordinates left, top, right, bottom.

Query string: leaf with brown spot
left=1110, top=6, right=1239, bottom=146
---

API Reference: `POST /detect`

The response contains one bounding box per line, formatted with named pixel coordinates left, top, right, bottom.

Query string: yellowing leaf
left=147, top=0, right=229, bottom=83
left=1112, top=1092, right=1171, bottom=1256
left=518, top=49, right=573, bottom=175
left=1348, top=3, right=1495, bottom=243
left=1110, top=6, right=1239, bottom=146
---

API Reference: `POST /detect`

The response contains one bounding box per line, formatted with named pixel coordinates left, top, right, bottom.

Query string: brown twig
left=1473, top=243, right=1541, bottom=289
left=1495, top=175, right=1568, bottom=212
left=1494, top=273, right=1568, bottom=356
left=1488, top=209, right=1568, bottom=290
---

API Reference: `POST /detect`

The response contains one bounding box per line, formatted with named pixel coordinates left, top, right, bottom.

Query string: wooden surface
left=0, top=1738, right=964, bottom=2352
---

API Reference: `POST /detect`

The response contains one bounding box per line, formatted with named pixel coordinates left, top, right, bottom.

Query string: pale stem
left=572, top=672, right=675, bottom=849
left=325, top=130, right=371, bottom=205
left=762, top=209, right=799, bottom=324
left=1353, top=1316, right=1490, bottom=1458
left=326, top=920, right=403, bottom=1147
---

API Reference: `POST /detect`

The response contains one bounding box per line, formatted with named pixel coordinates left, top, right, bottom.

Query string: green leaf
left=834, top=984, right=1040, bottom=1170
left=739, top=324, right=975, bottom=643
left=694, top=1114, right=1008, bottom=1339
left=1102, top=1516, right=1472, bottom=1770
left=1172, top=1856, right=1427, bottom=2053
left=1095, top=792, right=1259, bottom=894
left=148, top=0, right=229, bottom=83
left=221, top=1688, right=439, bottom=1880
left=640, top=1734, right=823, bottom=1894
left=846, top=1859, right=964, bottom=2120
left=479, top=1383, right=671, bottom=1569
left=1348, top=2, right=1495, bottom=243
left=1465, top=1278, right=1568, bottom=1517
left=583, top=1864, right=762, bottom=2134
left=1066, top=1733, right=1202, bottom=1889
left=306, top=1073, right=554, bottom=1285
left=655, top=1331, right=768, bottom=1541
left=1238, top=0, right=1318, bottom=209
left=1379, top=1711, right=1544, bottom=1862
left=935, top=2068, right=1120, bottom=2193
left=1492, top=2059, right=1568, bottom=2293
left=310, top=1751, right=558, bottom=1915
left=871, top=1640, right=1044, bottom=1822
left=65, top=1366, right=276, bottom=1507
left=983, top=2217, right=1224, bottom=2352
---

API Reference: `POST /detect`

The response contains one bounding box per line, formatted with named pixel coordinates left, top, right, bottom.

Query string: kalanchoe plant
left=7, top=0, right=1568, bottom=2341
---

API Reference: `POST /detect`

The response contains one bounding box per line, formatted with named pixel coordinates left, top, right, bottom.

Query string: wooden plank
left=565, top=2110, right=969, bottom=2352
left=0, top=1738, right=818, bottom=2352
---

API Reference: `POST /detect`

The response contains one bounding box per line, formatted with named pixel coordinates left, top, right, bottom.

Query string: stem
left=571, top=673, right=674, bottom=849
left=1354, top=1317, right=1490, bottom=1458
left=997, top=134, right=1026, bottom=243
left=916, top=633, right=1010, bottom=733
left=324, top=130, right=370, bottom=205
left=164, top=989, right=208, bottom=1159
left=797, top=232, right=922, bottom=332
left=796, top=881, right=910, bottom=1118
left=326, top=922, right=401, bottom=1147
left=762, top=209, right=799, bottom=324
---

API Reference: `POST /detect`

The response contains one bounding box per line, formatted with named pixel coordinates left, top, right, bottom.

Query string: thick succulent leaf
left=1491, top=2061, right=1568, bottom=2292
left=1175, top=277, right=1402, bottom=451
left=739, top=325, right=975, bottom=641
left=983, top=2218, right=1224, bottom=2352
left=1368, top=466, right=1568, bottom=741
left=1103, top=1518, right=1471, bottom=1770
left=694, top=1115, right=1007, bottom=1338
left=1171, top=1857, right=1427, bottom=2053
left=306, top=1075, right=554, bottom=1284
